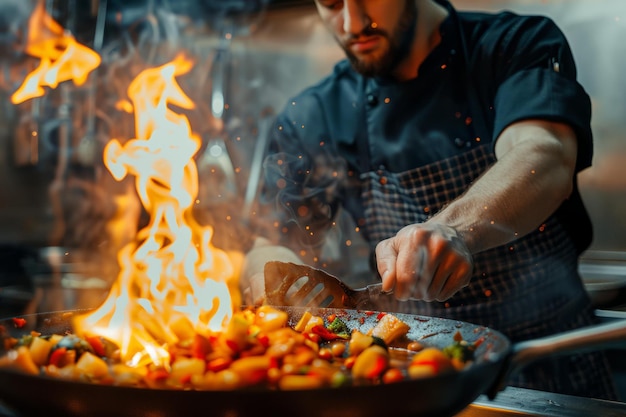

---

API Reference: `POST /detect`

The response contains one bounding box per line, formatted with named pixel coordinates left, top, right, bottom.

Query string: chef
left=241, top=0, right=617, bottom=400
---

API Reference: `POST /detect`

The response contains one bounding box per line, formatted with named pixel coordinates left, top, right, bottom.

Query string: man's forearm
left=430, top=120, right=578, bottom=254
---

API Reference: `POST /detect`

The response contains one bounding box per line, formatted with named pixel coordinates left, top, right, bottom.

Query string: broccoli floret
left=51, top=335, right=94, bottom=357
left=443, top=340, right=475, bottom=363
left=327, top=317, right=350, bottom=338
left=15, top=334, right=33, bottom=348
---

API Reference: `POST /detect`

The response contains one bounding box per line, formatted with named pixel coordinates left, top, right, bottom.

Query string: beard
left=340, top=1, right=418, bottom=77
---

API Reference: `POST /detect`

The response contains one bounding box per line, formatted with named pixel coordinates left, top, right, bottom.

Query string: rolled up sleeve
left=493, top=67, right=593, bottom=171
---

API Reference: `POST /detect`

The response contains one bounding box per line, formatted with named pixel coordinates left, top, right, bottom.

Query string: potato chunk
left=369, top=314, right=410, bottom=344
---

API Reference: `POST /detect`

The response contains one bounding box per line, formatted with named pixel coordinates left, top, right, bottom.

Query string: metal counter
left=459, top=386, right=626, bottom=417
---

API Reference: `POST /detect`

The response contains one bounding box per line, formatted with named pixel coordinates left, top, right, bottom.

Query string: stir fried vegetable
left=0, top=308, right=478, bottom=390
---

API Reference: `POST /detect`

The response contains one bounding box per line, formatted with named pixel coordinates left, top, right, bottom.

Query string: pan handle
left=487, top=319, right=626, bottom=399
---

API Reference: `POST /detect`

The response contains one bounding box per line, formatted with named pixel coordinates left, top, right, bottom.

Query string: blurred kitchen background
left=0, top=0, right=625, bottom=317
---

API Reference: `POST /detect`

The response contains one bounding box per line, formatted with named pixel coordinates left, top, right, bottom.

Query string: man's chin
left=349, top=58, right=390, bottom=77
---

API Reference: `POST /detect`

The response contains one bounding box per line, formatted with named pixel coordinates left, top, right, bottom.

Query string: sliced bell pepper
left=311, top=325, right=348, bottom=341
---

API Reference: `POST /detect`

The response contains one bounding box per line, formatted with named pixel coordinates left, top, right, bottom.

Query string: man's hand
left=375, top=222, right=473, bottom=302
left=240, top=237, right=302, bottom=306
left=242, top=271, right=266, bottom=306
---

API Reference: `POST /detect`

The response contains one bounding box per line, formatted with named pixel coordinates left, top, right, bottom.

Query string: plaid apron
left=353, top=84, right=617, bottom=399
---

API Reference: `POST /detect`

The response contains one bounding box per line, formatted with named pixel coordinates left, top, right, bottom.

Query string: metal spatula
left=263, top=261, right=391, bottom=309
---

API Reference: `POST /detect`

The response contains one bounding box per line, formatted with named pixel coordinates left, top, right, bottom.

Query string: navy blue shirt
left=262, top=0, right=593, bottom=254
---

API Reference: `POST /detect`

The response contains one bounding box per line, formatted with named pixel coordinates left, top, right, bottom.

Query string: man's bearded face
left=337, top=1, right=417, bottom=77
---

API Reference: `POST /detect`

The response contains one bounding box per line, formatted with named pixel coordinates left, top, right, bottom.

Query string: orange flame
left=10, top=0, right=101, bottom=104
left=73, top=54, right=239, bottom=368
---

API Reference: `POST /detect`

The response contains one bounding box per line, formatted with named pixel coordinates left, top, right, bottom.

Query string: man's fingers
left=375, top=239, right=399, bottom=292
left=435, top=258, right=473, bottom=301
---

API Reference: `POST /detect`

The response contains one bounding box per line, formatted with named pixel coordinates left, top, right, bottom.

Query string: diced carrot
left=382, top=368, right=404, bottom=384
left=344, top=356, right=356, bottom=370
left=207, top=357, right=232, bottom=373
left=191, top=334, right=212, bottom=359
left=86, top=335, right=106, bottom=357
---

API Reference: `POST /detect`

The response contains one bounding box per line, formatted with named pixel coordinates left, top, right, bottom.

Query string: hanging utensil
left=76, top=0, right=107, bottom=168
left=197, top=22, right=237, bottom=204
left=241, top=107, right=274, bottom=222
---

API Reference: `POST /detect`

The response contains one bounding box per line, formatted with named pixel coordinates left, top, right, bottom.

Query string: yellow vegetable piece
left=112, top=364, right=147, bottom=386
left=408, top=347, right=454, bottom=379
left=29, top=336, right=54, bottom=367
left=215, top=369, right=243, bottom=389
left=351, top=345, right=389, bottom=379
left=223, top=313, right=252, bottom=352
left=348, top=330, right=374, bottom=356
left=229, top=355, right=272, bottom=384
left=369, top=314, right=410, bottom=345
left=1, top=346, right=39, bottom=375
left=255, top=305, right=289, bottom=332
left=279, top=374, right=325, bottom=390
left=407, top=363, right=437, bottom=379
left=170, top=357, right=206, bottom=380
left=75, top=352, right=109, bottom=378
left=168, top=314, right=196, bottom=342
left=294, top=311, right=312, bottom=332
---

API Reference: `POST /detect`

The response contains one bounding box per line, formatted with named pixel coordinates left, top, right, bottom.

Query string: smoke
left=0, top=0, right=30, bottom=60
left=261, top=146, right=351, bottom=248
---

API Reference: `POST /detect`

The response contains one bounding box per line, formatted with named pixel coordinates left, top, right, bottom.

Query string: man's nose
left=342, top=0, right=371, bottom=35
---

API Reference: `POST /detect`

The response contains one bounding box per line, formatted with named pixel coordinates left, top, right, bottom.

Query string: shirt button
left=366, top=94, right=379, bottom=106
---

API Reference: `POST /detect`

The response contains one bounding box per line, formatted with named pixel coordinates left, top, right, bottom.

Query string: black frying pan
left=0, top=308, right=625, bottom=417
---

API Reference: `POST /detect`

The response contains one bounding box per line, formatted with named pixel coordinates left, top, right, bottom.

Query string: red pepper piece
left=191, top=334, right=212, bottom=359
left=473, top=336, right=485, bottom=348
left=146, top=369, right=170, bottom=382
left=268, top=356, right=279, bottom=370
left=246, top=369, right=267, bottom=385
left=49, top=347, right=67, bottom=367
left=207, top=357, right=232, bottom=373
left=225, top=339, right=240, bottom=353
left=86, top=336, right=106, bottom=357
left=311, top=325, right=348, bottom=341
left=12, top=318, right=26, bottom=329
left=256, top=333, right=270, bottom=348
left=303, top=332, right=321, bottom=344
